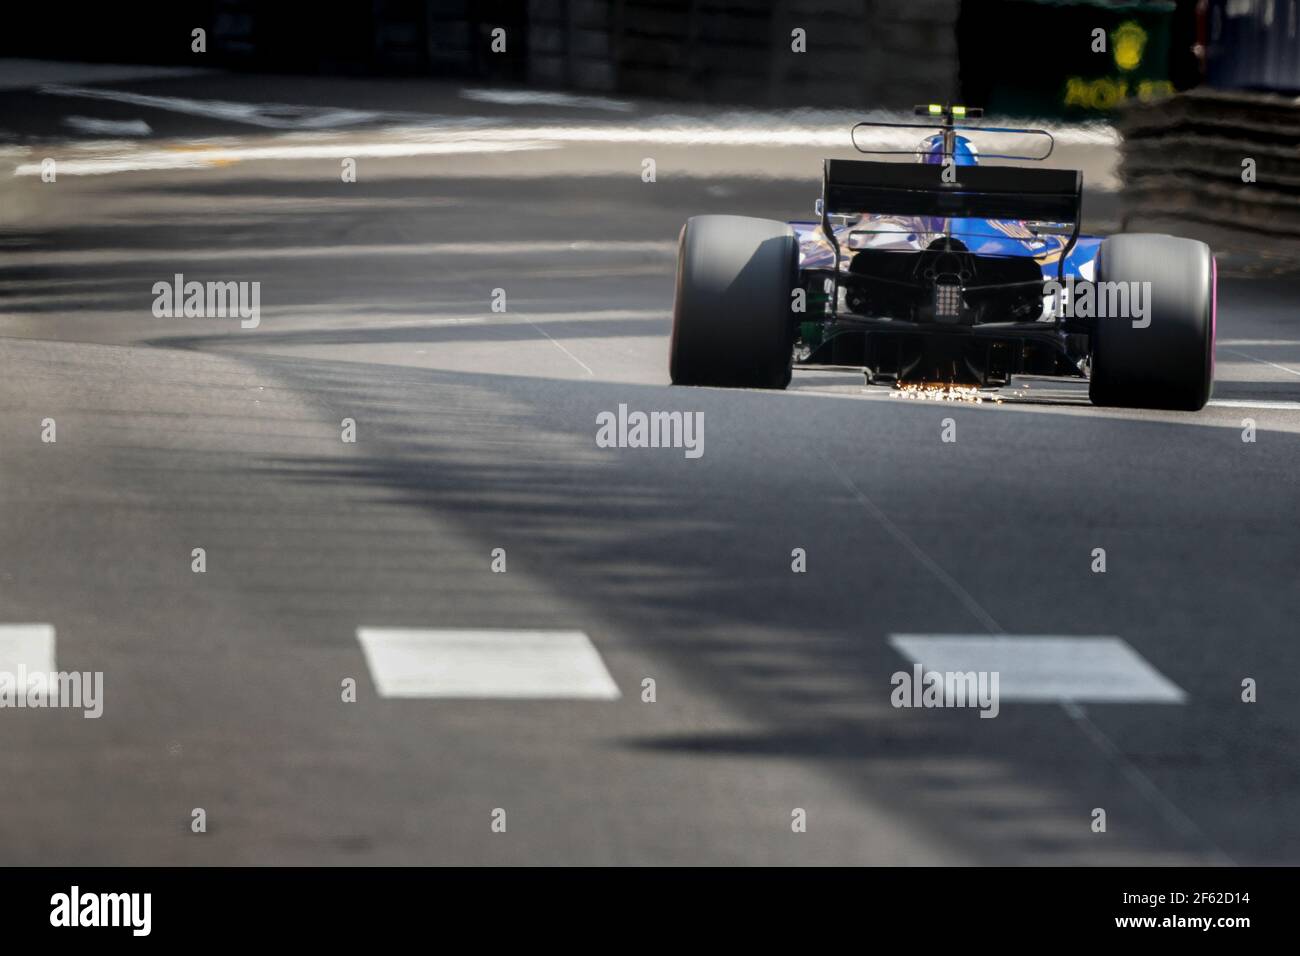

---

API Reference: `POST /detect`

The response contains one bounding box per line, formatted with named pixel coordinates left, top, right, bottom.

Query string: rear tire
left=669, top=215, right=798, bottom=389
left=1089, top=233, right=1215, bottom=411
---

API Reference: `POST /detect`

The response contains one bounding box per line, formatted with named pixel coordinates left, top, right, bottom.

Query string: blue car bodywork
left=792, top=217, right=1101, bottom=289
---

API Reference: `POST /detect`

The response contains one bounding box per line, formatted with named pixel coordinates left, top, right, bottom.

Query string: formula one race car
left=669, top=104, right=1215, bottom=410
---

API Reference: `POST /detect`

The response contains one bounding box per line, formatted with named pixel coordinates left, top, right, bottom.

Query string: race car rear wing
left=819, top=159, right=1084, bottom=282
left=822, top=159, right=1081, bottom=224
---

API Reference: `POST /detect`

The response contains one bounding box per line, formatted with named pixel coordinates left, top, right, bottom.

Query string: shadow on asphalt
left=206, top=351, right=1300, bottom=864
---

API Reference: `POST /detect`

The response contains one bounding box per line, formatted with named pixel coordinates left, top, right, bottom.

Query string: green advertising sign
left=959, top=0, right=1176, bottom=118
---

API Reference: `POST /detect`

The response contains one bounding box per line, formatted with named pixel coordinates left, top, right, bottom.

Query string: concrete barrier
left=1119, top=88, right=1300, bottom=237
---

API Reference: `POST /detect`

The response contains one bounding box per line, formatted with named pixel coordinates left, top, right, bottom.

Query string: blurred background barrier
left=6, top=0, right=1205, bottom=113
left=9, top=0, right=1300, bottom=248
left=524, top=0, right=960, bottom=108
left=1118, top=0, right=1300, bottom=238
left=1119, top=87, right=1300, bottom=236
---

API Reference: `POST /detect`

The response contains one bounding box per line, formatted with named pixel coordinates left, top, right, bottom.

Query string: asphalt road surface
left=1, top=65, right=1298, bottom=865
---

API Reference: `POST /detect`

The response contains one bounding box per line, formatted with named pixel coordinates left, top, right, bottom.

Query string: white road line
left=523, top=319, right=594, bottom=376
left=222, top=309, right=661, bottom=330
left=29, top=90, right=1118, bottom=146
left=461, top=88, right=636, bottom=112
left=0, top=624, right=56, bottom=673
left=12, top=102, right=1116, bottom=178
left=889, top=634, right=1186, bottom=703
left=819, top=453, right=1002, bottom=633
left=1208, top=399, right=1300, bottom=410
left=63, top=116, right=152, bottom=137
left=1221, top=347, right=1300, bottom=378
left=13, top=139, right=557, bottom=176
left=356, top=628, right=620, bottom=699
left=40, top=84, right=401, bottom=129
left=1219, top=339, right=1300, bottom=347
left=0, top=240, right=677, bottom=268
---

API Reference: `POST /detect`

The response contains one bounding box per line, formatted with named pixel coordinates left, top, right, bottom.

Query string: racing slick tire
left=1088, top=233, right=1215, bottom=411
left=670, top=215, right=798, bottom=389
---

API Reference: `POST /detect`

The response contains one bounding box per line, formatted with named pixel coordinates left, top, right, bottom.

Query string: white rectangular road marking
left=357, top=628, right=620, bottom=700
left=889, top=635, right=1185, bottom=704
left=0, top=624, right=56, bottom=674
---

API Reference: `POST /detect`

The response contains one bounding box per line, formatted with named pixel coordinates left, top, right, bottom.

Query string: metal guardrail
left=1119, top=87, right=1300, bottom=236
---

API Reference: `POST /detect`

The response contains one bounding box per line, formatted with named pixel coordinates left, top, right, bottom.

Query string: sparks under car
left=669, top=104, right=1215, bottom=410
